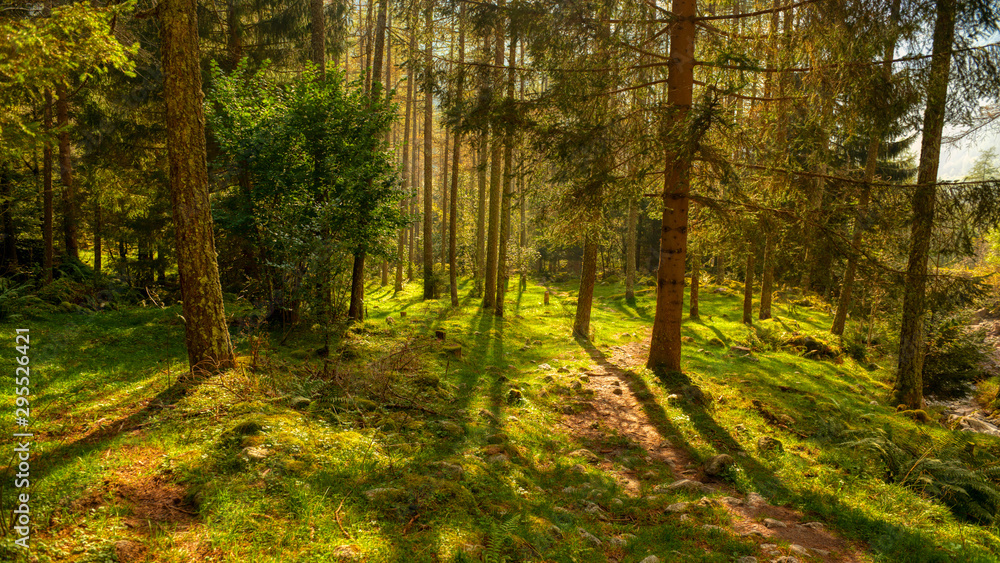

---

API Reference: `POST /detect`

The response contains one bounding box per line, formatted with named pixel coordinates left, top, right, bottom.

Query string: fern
left=483, top=515, right=519, bottom=563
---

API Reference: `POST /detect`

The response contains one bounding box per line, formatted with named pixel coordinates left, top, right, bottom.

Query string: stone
left=639, top=557, right=660, bottom=563
left=682, top=385, right=711, bottom=405
left=571, top=380, right=584, bottom=390
left=763, top=518, right=787, bottom=529
left=810, top=548, right=831, bottom=556
left=772, top=558, right=801, bottom=563
left=704, top=454, right=735, bottom=476
left=721, top=496, right=743, bottom=506
left=488, top=453, right=510, bottom=464
left=538, top=363, right=554, bottom=371
left=799, top=521, right=825, bottom=530
left=739, top=530, right=764, bottom=538
left=736, top=558, right=758, bottom=563
left=288, top=396, right=311, bottom=410
left=665, top=502, right=690, bottom=513
left=569, top=449, right=601, bottom=463
left=386, top=316, right=395, bottom=325
left=757, top=436, right=784, bottom=453
left=331, top=544, right=362, bottom=560
left=609, top=537, right=627, bottom=547
left=241, top=446, right=270, bottom=461
left=613, top=388, right=623, bottom=395
left=759, top=543, right=779, bottom=555
left=557, top=366, right=570, bottom=373
left=562, top=486, right=576, bottom=494
left=659, top=479, right=710, bottom=493
left=702, top=524, right=725, bottom=533
left=459, top=544, right=484, bottom=558
left=610, top=498, right=624, bottom=508
left=571, top=464, right=587, bottom=474
left=363, top=487, right=403, bottom=501
left=429, top=461, right=464, bottom=480
left=578, top=528, right=602, bottom=546
left=746, top=492, right=767, bottom=509
left=507, top=389, right=524, bottom=405
left=682, top=336, right=695, bottom=343
left=436, top=420, right=463, bottom=436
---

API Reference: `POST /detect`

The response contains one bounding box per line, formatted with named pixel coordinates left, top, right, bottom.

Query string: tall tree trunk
left=0, top=163, right=15, bottom=271
left=395, top=19, right=414, bottom=292
left=896, top=0, right=955, bottom=409
left=689, top=250, right=699, bottom=319
left=422, top=3, right=435, bottom=299
left=409, top=67, right=419, bottom=282
left=43, top=90, right=54, bottom=284
left=56, top=83, right=78, bottom=261
left=759, top=228, right=774, bottom=320
left=646, top=0, right=696, bottom=373
left=714, top=253, right=724, bottom=283
left=574, top=230, right=598, bottom=338
left=310, top=0, right=325, bottom=77
left=348, top=251, right=366, bottom=320
left=482, top=19, right=504, bottom=310
left=225, top=0, right=243, bottom=71
left=371, top=0, right=387, bottom=91
left=441, top=128, right=449, bottom=266
left=160, top=0, right=235, bottom=374
left=625, top=197, right=637, bottom=301
left=495, top=35, right=515, bottom=317
left=94, top=201, right=102, bottom=273
left=743, top=249, right=755, bottom=325
left=475, top=131, right=487, bottom=296
left=449, top=6, right=465, bottom=307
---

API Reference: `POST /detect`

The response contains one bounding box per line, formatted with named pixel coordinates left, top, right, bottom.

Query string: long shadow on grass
left=574, top=338, right=977, bottom=562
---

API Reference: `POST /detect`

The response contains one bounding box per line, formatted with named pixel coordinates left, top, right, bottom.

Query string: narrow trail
left=555, top=334, right=870, bottom=563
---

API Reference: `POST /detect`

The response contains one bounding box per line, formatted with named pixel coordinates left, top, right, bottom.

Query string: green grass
left=2, top=275, right=1000, bottom=562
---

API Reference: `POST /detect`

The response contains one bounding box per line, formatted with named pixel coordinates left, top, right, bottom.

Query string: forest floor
left=2, top=276, right=1000, bottom=563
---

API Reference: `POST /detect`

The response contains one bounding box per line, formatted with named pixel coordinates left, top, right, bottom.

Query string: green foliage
left=923, top=314, right=992, bottom=397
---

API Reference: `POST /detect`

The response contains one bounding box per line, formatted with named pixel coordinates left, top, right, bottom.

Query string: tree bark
left=743, top=249, right=755, bottom=325
left=495, top=35, right=515, bottom=317
left=759, top=228, right=774, bottom=320
left=56, top=83, right=79, bottom=261
left=449, top=7, right=465, bottom=307
left=482, top=19, right=504, bottom=310
left=310, top=0, right=325, bottom=77
left=689, top=250, right=699, bottom=319
left=0, top=162, right=15, bottom=271
left=422, top=3, right=435, bottom=299
left=348, top=251, right=366, bottom=320
left=43, top=90, right=54, bottom=283
left=714, top=253, right=724, bottom=283
left=574, top=231, right=598, bottom=338
left=895, top=0, right=955, bottom=409
left=646, top=0, right=696, bottom=373
left=94, top=201, right=102, bottom=274
left=625, top=198, right=637, bottom=301
left=475, top=131, right=487, bottom=297
left=395, top=15, right=415, bottom=293
left=161, top=0, right=235, bottom=373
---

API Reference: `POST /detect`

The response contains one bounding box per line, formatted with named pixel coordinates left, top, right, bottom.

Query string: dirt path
left=557, top=335, right=870, bottom=563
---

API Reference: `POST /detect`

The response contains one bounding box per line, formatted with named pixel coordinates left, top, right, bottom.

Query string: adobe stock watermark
left=13, top=328, right=32, bottom=550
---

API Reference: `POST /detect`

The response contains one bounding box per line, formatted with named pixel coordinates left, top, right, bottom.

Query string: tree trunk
left=689, top=250, right=699, bottom=319
left=43, top=90, right=54, bottom=283
left=759, top=229, right=774, bottom=320
left=371, top=0, right=387, bottom=91
left=94, top=201, right=102, bottom=273
left=495, top=35, right=515, bottom=317
left=896, top=0, right=955, bottom=409
left=395, top=27, right=413, bottom=292
left=56, top=83, right=79, bottom=261
left=348, top=251, right=366, bottom=320
left=225, top=0, right=243, bottom=71
left=441, top=125, right=449, bottom=268
left=625, top=197, right=637, bottom=301
left=475, top=131, right=487, bottom=297
left=310, top=0, right=325, bottom=77
left=422, top=4, right=435, bottom=299
left=743, top=249, right=755, bottom=325
left=482, top=21, right=504, bottom=310
left=0, top=162, right=15, bottom=271
left=408, top=60, right=419, bottom=282
left=160, top=0, right=235, bottom=374
left=646, top=0, right=696, bottom=373
left=574, top=231, right=598, bottom=338
left=714, top=252, right=724, bottom=283
left=449, top=6, right=465, bottom=307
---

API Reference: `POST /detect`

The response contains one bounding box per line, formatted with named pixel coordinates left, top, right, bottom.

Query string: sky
left=938, top=125, right=1000, bottom=180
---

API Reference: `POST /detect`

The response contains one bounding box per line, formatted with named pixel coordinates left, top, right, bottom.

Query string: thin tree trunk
left=496, top=35, right=515, bottom=317
left=441, top=127, right=449, bottom=267
left=56, top=83, right=79, bottom=261
left=625, top=197, right=637, bottom=301
left=449, top=6, right=465, bottom=306
left=409, top=65, right=419, bottom=282
left=422, top=3, right=435, bottom=299
left=310, top=0, right=325, bottom=77
left=482, top=20, right=504, bottom=310
left=475, top=131, right=487, bottom=296
left=348, top=251, right=366, bottom=320
left=759, top=228, right=774, bottom=320
left=689, top=250, right=699, bottom=319
left=714, top=253, right=724, bottom=283
left=743, top=249, right=755, bottom=325
left=574, top=231, right=598, bottom=338
left=395, top=15, right=415, bottom=293
left=646, top=0, right=696, bottom=373
left=0, top=163, right=15, bottom=271
left=896, top=0, right=955, bottom=409
left=160, top=0, right=235, bottom=373
left=43, top=90, right=54, bottom=283
left=94, top=201, right=102, bottom=273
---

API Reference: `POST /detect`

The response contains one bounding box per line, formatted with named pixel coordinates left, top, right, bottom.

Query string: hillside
left=3, top=278, right=1000, bottom=563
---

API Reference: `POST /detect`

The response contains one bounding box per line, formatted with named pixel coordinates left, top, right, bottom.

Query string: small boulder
left=757, top=436, right=783, bottom=453
left=704, top=454, right=735, bottom=476
left=578, top=528, right=602, bottom=546
left=763, top=518, right=787, bottom=529
left=665, top=502, right=690, bottom=513
left=288, top=396, right=311, bottom=410
left=639, top=556, right=660, bottom=563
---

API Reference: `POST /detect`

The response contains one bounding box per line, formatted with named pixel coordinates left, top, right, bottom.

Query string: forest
left=3, top=0, right=1000, bottom=560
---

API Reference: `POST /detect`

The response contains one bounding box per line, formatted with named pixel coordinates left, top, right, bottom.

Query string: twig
left=402, top=512, right=421, bottom=534
left=335, top=499, right=353, bottom=540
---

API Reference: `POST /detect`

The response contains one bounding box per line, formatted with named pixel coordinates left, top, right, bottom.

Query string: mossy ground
left=2, top=276, right=1000, bottom=562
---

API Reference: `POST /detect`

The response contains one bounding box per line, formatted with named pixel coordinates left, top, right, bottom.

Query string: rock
left=763, top=518, right=787, bottom=528
left=740, top=530, right=764, bottom=538
left=745, top=492, right=768, bottom=509
left=486, top=432, right=509, bottom=444
left=429, top=461, right=464, bottom=480
left=721, top=496, right=743, bottom=506
left=658, top=479, right=710, bottom=493
left=810, top=548, right=831, bottom=557
left=569, top=449, right=602, bottom=463
left=363, top=487, right=404, bottom=501
left=557, top=366, right=570, bottom=373
left=613, top=387, right=623, bottom=395
left=571, top=464, right=587, bottom=474
left=681, top=335, right=696, bottom=343
left=332, top=544, right=362, bottom=559
left=702, top=524, right=725, bottom=533
left=549, top=524, right=562, bottom=536
left=543, top=375, right=555, bottom=383
left=436, top=420, right=464, bottom=436
left=459, top=544, right=484, bottom=558
left=759, top=543, right=779, bottom=555
left=639, top=556, right=660, bottom=563
left=385, top=316, right=395, bottom=325
left=538, top=363, right=554, bottom=371
left=757, top=436, right=784, bottom=453
left=679, top=513, right=691, bottom=522
left=488, top=453, right=510, bottom=464
left=609, top=537, right=627, bottom=547
left=772, top=558, right=800, bottom=563
left=610, top=497, right=624, bottom=508
left=736, top=557, right=758, bottom=563
left=288, top=396, right=311, bottom=410
left=562, top=486, right=576, bottom=494
left=507, top=389, right=524, bottom=405
left=799, top=521, right=825, bottom=530
left=241, top=446, right=270, bottom=461
left=571, top=381, right=584, bottom=390
left=478, top=409, right=499, bottom=423
left=583, top=502, right=607, bottom=520
left=665, top=502, right=690, bottom=513
left=580, top=374, right=591, bottom=382
left=704, top=454, right=735, bottom=476
left=578, top=528, right=602, bottom=546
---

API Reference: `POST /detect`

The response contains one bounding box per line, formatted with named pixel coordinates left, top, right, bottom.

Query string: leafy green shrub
left=923, top=314, right=992, bottom=398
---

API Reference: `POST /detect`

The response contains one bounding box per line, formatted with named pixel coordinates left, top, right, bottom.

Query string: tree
left=160, top=0, right=235, bottom=373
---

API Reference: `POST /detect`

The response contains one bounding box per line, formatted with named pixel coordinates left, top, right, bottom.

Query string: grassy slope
left=2, top=276, right=999, bottom=562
